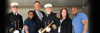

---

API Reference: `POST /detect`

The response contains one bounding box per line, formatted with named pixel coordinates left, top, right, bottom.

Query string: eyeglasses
left=12, top=6, right=18, bottom=8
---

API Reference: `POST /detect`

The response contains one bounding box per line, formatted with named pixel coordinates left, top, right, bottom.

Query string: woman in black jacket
left=58, top=8, right=72, bottom=33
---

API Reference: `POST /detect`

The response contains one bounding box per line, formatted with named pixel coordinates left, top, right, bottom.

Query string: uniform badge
left=56, top=14, right=59, bottom=18
left=14, top=3, right=16, bottom=4
left=47, top=4, right=50, bottom=7
left=52, top=24, right=57, bottom=30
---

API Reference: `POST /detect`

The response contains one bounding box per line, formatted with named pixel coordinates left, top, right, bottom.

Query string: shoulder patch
left=52, top=24, right=57, bottom=31
left=56, top=14, right=59, bottom=18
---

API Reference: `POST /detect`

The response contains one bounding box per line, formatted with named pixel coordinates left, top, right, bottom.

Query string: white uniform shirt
left=13, top=12, right=17, bottom=15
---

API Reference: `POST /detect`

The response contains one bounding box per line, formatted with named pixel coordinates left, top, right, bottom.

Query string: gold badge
left=47, top=4, right=50, bottom=7
left=14, top=3, right=16, bottom=4
left=56, top=14, right=59, bottom=18
left=52, top=24, right=57, bottom=30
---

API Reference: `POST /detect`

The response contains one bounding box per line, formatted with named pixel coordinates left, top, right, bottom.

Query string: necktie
left=46, top=14, right=50, bottom=17
left=38, top=11, right=42, bottom=21
left=14, top=13, right=17, bottom=16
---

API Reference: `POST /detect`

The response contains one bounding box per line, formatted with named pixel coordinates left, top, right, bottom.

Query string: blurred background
left=5, top=0, right=91, bottom=33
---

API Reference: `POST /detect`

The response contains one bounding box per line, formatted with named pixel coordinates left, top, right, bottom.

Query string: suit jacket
left=60, top=17, right=72, bottom=33
left=5, top=12, right=23, bottom=33
left=32, top=10, right=45, bottom=33
left=41, top=12, right=60, bottom=33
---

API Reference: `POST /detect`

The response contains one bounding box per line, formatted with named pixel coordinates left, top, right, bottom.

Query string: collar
left=46, top=12, right=52, bottom=14
left=61, top=18, right=66, bottom=21
left=13, top=12, right=17, bottom=15
left=35, top=10, right=41, bottom=13
left=46, top=12, right=52, bottom=17
left=35, top=10, right=40, bottom=12
left=73, top=12, right=80, bottom=17
left=60, top=18, right=66, bottom=23
left=50, top=12, right=53, bottom=14
left=28, top=18, right=32, bottom=20
left=47, top=12, right=51, bottom=14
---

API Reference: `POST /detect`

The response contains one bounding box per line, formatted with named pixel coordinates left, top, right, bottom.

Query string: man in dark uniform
left=5, top=2, right=23, bottom=33
left=38, top=3, right=60, bottom=33
left=32, top=1, right=45, bottom=33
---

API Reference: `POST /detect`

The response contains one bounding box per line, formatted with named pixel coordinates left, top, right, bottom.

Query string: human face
left=45, top=7, right=52, bottom=14
left=61, top=9, right=67, bottom=17
left=71, top=7, right=78, bottom=16
left=28, top=12, right=34, bottom=19
left=34, top=2, right=40, bottom=11
left=11, top=6, right=18, bottom=13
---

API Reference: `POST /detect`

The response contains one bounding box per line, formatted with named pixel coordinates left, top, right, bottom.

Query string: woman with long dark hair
left=58, top=8, right=72, bottom=33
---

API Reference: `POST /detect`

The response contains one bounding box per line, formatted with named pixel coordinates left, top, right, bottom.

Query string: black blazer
left=5, top=12, right=23, bottom=33
left=41, top=12, right=60, bottom=33
left=60, top=17, right=72, bottom=33
left=32, top=10, right=45, bottom=33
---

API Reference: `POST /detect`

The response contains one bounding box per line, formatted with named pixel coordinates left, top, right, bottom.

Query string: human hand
left=38, top=29, right=42, bottom=33
left=13, top=30, right=19, bottom=33
left=46, top=27, right=51, bottom=32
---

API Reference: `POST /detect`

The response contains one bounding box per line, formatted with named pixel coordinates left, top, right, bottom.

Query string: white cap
left=44, top=3, right=52, bottom=8
left=10, top=2, right=18, bottom=7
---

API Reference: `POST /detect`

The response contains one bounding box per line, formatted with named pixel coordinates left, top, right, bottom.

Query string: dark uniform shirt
left=24, top=18, right=35, bottom=33
left=41, top=12, right=60, bottom=33
left=6, top=12, right=23, bottom=33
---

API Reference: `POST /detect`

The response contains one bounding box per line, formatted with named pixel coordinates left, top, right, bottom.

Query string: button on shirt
left=58, top=18, right=66, bottom=33
left=35, top=10, right=43, bottom=19
left=72, top=12, right=89, bottom=33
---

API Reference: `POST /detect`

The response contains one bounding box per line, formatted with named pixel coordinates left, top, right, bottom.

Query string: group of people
left=5, top=1, right=89, bottom=33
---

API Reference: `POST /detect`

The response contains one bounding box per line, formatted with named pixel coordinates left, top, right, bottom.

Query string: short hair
left=60, top=8, right=69, bottom=19
left=34, top=1, right=40, bottom=4
left=28, top=10, right=34, bottom=14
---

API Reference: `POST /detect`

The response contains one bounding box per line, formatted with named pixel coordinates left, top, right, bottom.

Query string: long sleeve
left=67, top=17, right=72, bottom=33
left=20, top=16, right=23, bottom=31
left=40, top=17, right=45, bottom=29
left=50, top=14, right=60, bottom=31
left=41, top=20, right=44, bottom=29
left=6, top=14, right=15, bottom=33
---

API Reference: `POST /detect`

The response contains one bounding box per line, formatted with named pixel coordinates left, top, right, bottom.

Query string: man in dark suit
left=32, top=1, right=45, bottom=33
left=38, top=3, right=60, bottom=33
left=5, top=2, right=23, bottom=33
